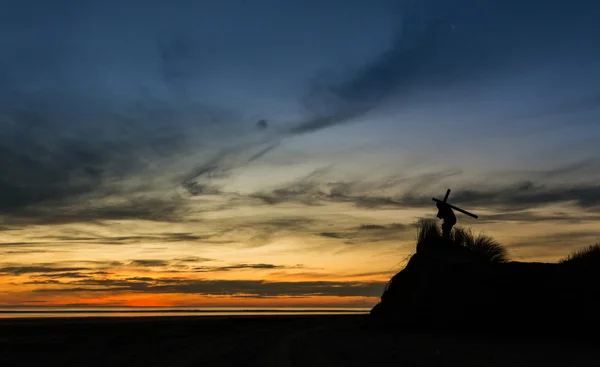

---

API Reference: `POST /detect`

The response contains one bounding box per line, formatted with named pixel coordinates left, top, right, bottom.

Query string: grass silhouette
left=372, top=220, right=600, bottom=335
left=560, top=243, right=600, bottom=267
left=415, top=219, right=509, bottom=263
left=415, top=218, right=600, bottom=266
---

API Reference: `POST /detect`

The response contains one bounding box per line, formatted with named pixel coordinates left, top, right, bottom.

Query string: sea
left=0, top=307, right=371, bottom=319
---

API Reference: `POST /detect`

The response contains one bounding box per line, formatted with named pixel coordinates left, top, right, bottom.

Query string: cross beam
left=442, top=188, right=451, bottom=202
left=432, top=189, right=479, bottom=219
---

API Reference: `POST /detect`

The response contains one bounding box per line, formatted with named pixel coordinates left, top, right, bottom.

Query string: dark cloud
left=23, top=280, right=62, bottom=285
left=0, top=0, right=598, bottom=234
left=290, top=0, right=569, bottom=135
left=256, top=119, right=268, bottom=130
left=1, top=3, right=303, bottom=228
left=174, top=256, right=215, bottom=263
left=40, top=237, right=102, bottom=241
left=169, top=1, right=549, bottom=192
left=126, top=277, right=158, bottom=282
left=0, top=106, right=125, bottom=210
left=5, top=260, right=300, bottom=275
left=317, top=223, right=413, bottom=246
left=0, top=260, right=128, bottom=277
left=0, top=85, right=251, bottom=227
left=357, top=225, right=387, bottom=230
left=251, top=179, right=399, bottom=208
left=475, top=211, right=600, bottom=225
left=99, top=261, right=124, bottom=267
left=129, top=260, right=170, bottom=267
left=358, top=224, right=407, bottom=231
left=125, top=232, right=208, bottom=242
left=181, top=182, right=222, bottom=196
left=215, top=263, right=289, bottom=270
left=31, top=278, right=386, bottom=297
left=179, top=145, right=255, bottom=197
left=194, top=263, right=304, bottom=272
left=0, top=266, right=88, bottom=275
left=3, top=259, right=304, bottom=282
left=0, top=134, right=103, bottom=211
left=2, top=249, right=53, bottom=254
left=289, top=10, right=452, bottom=135
left=0, top=242, right=46, bottom=248
left=33, top=287, right=134, bottom=293
left=420, top=182, right=600, bottom=211
left=32, top=233, right=210, bottom=245
left=179, top=142, right=282, bottom=197
left=397, top=182, right=600, bottom=215
left=0, top=195, right=187, bottom=227
left=246, top=142, right=279, bottom=163
left=249, top=168, right=463, bottom=209
left=199, top=217, right=316, bottom=247
left=320, top=232, right=346, bottom=239
left=34, top=272, right=93, bottom=279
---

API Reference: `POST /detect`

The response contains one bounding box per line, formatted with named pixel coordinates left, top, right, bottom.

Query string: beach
left=0, top=315, right=596, bottom=366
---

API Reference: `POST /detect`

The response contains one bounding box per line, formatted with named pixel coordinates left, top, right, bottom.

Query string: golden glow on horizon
left=0, top=200, right=598, bottom=307
left=0, top=293, right=379, bottom=308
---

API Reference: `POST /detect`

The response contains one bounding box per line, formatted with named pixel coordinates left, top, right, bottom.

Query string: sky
left=0, top=0, right=599, bottom=307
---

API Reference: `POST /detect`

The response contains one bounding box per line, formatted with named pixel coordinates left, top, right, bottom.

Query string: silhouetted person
left=436, top=201, right=456, bottom=239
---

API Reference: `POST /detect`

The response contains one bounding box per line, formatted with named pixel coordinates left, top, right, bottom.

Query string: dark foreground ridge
left=370, top=220, right=600, bottom=336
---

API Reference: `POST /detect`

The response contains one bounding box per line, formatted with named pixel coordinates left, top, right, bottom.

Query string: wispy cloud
left=248, top=164, right=600, bottom=213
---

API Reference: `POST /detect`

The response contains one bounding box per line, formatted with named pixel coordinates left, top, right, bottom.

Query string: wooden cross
left=432, top=189, right=478, bottom=219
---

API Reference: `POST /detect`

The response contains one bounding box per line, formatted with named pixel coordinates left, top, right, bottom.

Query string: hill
left=370, top=220, right=600, bottom=335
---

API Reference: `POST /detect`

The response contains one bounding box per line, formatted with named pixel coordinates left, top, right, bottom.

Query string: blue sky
left=0, top=0, right=599, bottom=306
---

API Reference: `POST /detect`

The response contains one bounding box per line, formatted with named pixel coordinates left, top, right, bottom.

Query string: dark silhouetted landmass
left=0, top=314, right=597, bottom=366
left=371, top=220, right=600, bottom=336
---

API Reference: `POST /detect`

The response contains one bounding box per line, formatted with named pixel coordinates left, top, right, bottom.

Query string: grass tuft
left=415, top=219, right=509, bottom=263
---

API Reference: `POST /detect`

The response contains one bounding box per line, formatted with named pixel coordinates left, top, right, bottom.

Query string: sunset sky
left=1, top=0, right=599, bottom=307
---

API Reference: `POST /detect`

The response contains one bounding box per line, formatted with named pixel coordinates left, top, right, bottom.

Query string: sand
left=0, top=315, right=596, bottom=366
